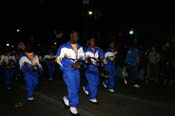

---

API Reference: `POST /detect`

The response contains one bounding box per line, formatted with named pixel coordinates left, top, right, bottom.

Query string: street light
left=16, top=29, right=20, bottom=32
left=129, top=29, right=134, bottom=35
left=54, top=42, right=57, bottom=45
left=12, top=45, right=14, bottom=48
left=6, top=43, right=10, bottom=47
left=88, top=10, right=93, bottom=15
left=129, top=28, right=137, bottom=42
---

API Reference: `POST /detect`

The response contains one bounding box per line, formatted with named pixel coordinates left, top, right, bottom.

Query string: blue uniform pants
left=14, top=63, right=21, bottom=79
left=24, top=72, right=39, bottom=98
left=3, top=68, right=14, bottom=89
left=104, top=65, right=117, bottom=89
left=47, top=63, right=56, bottom=79
left=85, top=67, right=99, bottom=99
left=126, top=64, right=138, bottom=84
left=63, top=69, right=80, bottom=107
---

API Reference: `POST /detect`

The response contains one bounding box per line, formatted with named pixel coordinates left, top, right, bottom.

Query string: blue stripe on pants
left=63, top=69, right=80, bottom=107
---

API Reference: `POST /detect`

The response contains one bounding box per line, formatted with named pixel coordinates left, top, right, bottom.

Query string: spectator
left=161, top=42, right=173, bottom=86
left=125, top=43, right=140, bottom=88
left=147, top=46, right=160, bottom=83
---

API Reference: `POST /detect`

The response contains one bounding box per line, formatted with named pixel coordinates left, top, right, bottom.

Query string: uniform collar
left=87, top=46, right=98, bottom=52
left=108, top=48, right=115, bottom=52
left=66, top=41, right=81, bottom=49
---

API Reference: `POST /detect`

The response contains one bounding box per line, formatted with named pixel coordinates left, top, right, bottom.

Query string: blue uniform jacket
left=56, top=41, right=85, bottom=70
left=19, top=53, right=42, bottom=73
left=104, top=48, right=117, bottom=66
left=84, top=46, right=104, bottom=69
left=125, top=48, right=139, bottom=66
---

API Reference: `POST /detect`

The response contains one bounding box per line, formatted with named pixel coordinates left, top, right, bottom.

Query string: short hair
left=88, top=37, right=96, bottom=42
left=25, top=42, right=33, bottom=51
left=70, top=30, right=79, bottom=38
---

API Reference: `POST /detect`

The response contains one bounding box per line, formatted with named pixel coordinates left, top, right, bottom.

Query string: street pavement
left=0, top=74, right=175, bottom=116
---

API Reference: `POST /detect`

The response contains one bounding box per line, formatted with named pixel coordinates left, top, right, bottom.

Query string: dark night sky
left=0, top=0, right=82, bottom=43
left=0, top=0, right=175, bottom=46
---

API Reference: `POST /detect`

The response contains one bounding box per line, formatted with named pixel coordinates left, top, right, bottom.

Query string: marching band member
left=0, top=48, right=16, bottom=90
left=14, top=51, right=22, bottom=80
left=56, top=31, right=85, bottom=115
left=44, top=51, right=56, bottom=80
left=82, top=37, right=104, bottom=104
left=19, top=43, right=42, bottom=101
left=102, top=41, right=118, bottom=93
left=15, top=49, right=25, bottom=80
left=124, top=43, right=140, bottom=88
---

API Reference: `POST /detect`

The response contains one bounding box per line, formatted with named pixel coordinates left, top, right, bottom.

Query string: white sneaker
left=63, top=96, right=69, bottom=107
left=27, top=97, right=35, bottom=101
left=102, top=82, right=107, bottom=88
left=15, top=102, right=23, bottom=108
left=108, top=89, right=115, bottom=93
left=123, top=78, right=128, bottom=85
left=89, top=99, right=98, bottom=103
left=7, top=88, right=12, bottom=90
left=70, top=107, right=78, bottom=115
left=133, top=84, right=140, bottom=88
left=83, top=86, right=89, bottom=95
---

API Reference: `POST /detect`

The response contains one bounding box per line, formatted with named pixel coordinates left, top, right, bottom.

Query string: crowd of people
left=0, top=31, right=175, bottom=115
left=139, top=42, right=175, bottom=87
